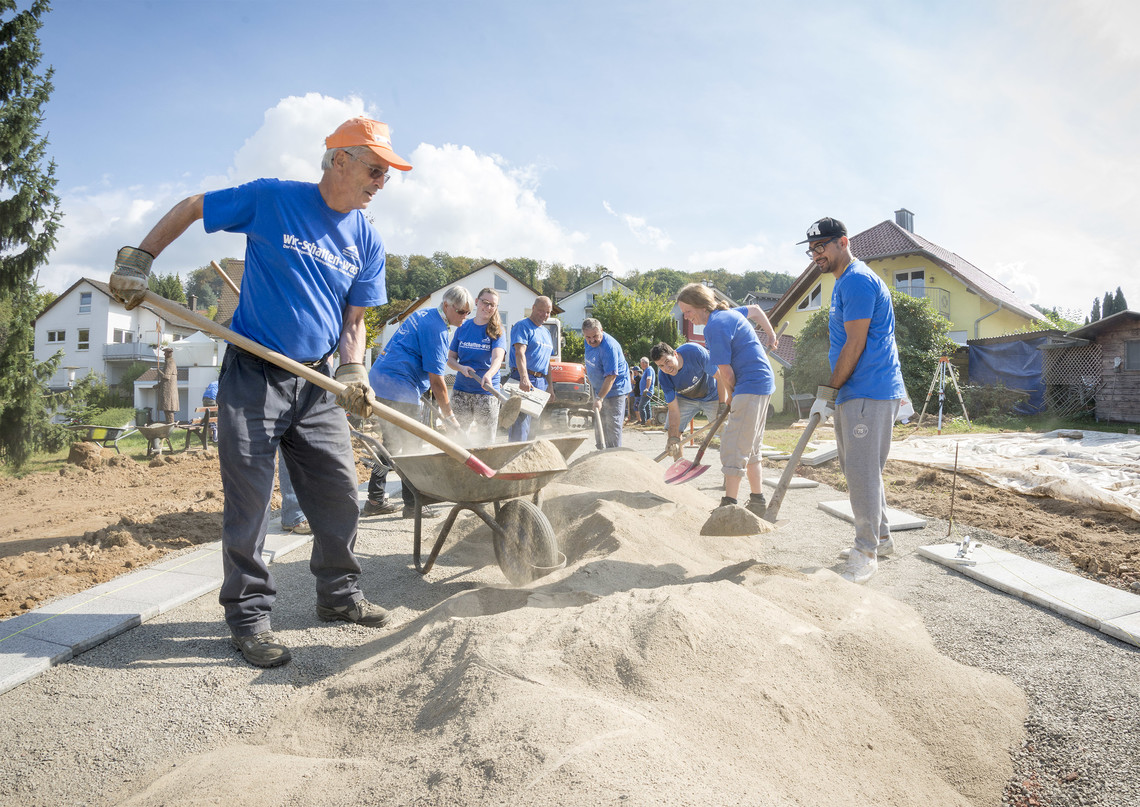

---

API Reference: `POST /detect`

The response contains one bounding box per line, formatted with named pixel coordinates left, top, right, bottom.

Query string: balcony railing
left=897, top=285, right=951, bottom=317
left=103, top=342, right=159, bottom=362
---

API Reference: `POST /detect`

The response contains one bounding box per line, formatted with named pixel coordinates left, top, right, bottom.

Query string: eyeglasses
left=345, top=151, right=390, bottom=182
left=453, top=306, right=470, bottom=317
left=476, top=298, right=497, bottom=308
left=805, top=237, right=837, bottom=257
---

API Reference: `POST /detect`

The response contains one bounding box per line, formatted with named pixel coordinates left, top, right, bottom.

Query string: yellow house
left=767, top=209, right=1049, bottom=412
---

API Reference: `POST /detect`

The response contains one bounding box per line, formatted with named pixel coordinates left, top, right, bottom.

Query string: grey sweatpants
left=834, top=397, right=900, bottom=556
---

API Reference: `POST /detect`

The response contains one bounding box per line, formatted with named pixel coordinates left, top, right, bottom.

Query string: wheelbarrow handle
left=140, top=282, right=497, bottom=479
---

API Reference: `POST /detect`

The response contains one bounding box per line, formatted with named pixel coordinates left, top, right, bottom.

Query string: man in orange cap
left=109, top=117, right=412, bottom=668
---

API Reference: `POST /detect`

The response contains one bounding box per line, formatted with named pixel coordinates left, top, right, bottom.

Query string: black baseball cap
left=797, top=217, right=847, bottom=244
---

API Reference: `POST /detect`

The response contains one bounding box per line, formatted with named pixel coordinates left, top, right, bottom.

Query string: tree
left=1102, top=291, right=1114, bottom=319
left=588, top=289, right=679, bottom=364
left=148, top=271, right=186, bottom=302
left=1113, top=286, right=1128, bottom=316
left=0, top=0, right=67, bottom=469
left=1090, top=296, right=1101, bottom=323
left=185, top=264, right=224, bottom=310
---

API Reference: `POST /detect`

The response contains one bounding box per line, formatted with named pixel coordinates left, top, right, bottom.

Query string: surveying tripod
left=917, top=357, right=970, bottom=433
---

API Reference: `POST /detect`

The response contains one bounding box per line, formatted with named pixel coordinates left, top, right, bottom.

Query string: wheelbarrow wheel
left=493, top=499, right=560, bottom=586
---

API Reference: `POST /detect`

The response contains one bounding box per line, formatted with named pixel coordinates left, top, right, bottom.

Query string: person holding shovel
left=446, top=287, right=507, bottom=445
left=650, top=341, right=720, bottom=460
left=801, top=217, right=906, bottom=585
left=365, top=286, right=471, bottom=518
left=582, top=318, right=632, bottom=448
left=676, top=284, right=777, bottom=517
left=108, top=116, right=407, bottom=668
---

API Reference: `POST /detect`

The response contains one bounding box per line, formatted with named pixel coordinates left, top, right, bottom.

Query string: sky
left=26, top=0, right=1140, bottom=319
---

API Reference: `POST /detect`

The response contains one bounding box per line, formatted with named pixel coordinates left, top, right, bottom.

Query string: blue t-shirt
left=370, top=308, right=450, bottom=404
left=203, top=179, right=387, bottom=361
left=660, top=342, right=719, bottom=404
left=202, top=381, right=219, bottom=401
left=704, top=307, right=775, bottom=397
left=508, top=317, right=554, bottom=375
left=639, top=365, right=655, bottom=396
left=450, top=319, right=508, bottom=395
left=828, top=260, right=907, bottom=403
left=585, top=332, right=633, bottom=398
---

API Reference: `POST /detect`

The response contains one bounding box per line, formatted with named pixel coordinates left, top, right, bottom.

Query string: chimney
left=894, top=208, right=914, bottom=232
left=189, top=294, right=198, bottom=311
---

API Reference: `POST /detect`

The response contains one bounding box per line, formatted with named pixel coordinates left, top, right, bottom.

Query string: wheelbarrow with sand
left=136, top=278, right=574, bottom=582
left=355, top=431, right=588, bottom=585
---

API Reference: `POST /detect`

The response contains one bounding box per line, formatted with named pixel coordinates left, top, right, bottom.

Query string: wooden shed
left=1050, top=311, right=1140, bottom=424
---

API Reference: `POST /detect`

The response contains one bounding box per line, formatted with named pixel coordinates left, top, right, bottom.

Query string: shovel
left=763, top=411, right=822, bottom=522
left=139, top=281, right=557, bottom=481
left=664, top=403, right=732, bottom=485
left=652, top=415, right=720, bottom=462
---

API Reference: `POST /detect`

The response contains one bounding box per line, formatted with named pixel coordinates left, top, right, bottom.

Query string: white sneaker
left=841, top=549, right=877, bottom=584
left=839, top=537, right=894, bottom=559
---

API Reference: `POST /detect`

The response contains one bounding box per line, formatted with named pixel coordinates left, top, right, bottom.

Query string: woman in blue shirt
left=447, top=287, right=507, bottom=445
left=677, top=283, right=777, bottom=517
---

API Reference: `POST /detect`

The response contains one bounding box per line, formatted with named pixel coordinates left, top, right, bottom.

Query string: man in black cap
left=801, top=217, right=906, bottom=585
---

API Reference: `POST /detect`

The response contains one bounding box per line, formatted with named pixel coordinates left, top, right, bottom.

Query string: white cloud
left=41, top=94, right=586, bottom=293
left=602, top=201, right=672, bottom=250
left=685, top=239, right=771, bottom=274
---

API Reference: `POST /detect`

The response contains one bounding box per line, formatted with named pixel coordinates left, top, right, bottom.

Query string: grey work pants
left=217, top=349, right=363, bottom=637
left=834, top=397, right=900, bottom=556
left=597, top=394, right=626, bottom=449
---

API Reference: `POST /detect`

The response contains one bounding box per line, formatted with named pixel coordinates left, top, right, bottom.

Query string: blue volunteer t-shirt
left=640, top=365, right=655, bottom=396
left=450, top=319, right=508, bottom=394
left=370, top=308, right=450, bottom=404
left=660, top=342, right=719, bottom=403
left=585, top=332, right=633, bottom=398
left=202, top=381, right=219, bottom=401
left=203, top=179, right=387, bottom=360
left=704, top=307, right=775, bottom=396
left=828, top=260, right=907, bottom=403
left=508, top=317, right=554, bottom=375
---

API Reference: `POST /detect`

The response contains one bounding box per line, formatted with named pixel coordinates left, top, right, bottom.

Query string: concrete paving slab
left=83, top=569, right=222, bottom=614
left=766, top=441, right=839, bottom=465
left=763, top=475, right=819, bottom=489
left=818, top=500, right=928, bottom=530
left=919, top=543, right=1140, bottom=648
left=149, top=545, right=223, bottom=579
left=6, top=593, right=150, bottom=656
left=0, top=633, right=72, bottom=695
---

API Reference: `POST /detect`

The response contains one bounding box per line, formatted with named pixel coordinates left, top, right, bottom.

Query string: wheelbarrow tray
left=392, top=434, right=587, bottom=504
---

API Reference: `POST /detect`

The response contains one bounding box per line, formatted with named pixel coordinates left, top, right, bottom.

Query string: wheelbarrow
left=355, top=432, right=587, bottom=586
left=136, top=422, right=177, bottom=456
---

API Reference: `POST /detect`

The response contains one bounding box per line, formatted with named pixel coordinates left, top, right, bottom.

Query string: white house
left=377, top=261, right=557, bottom=353
left=555, top=273, right=634, bottom=333
left=34, top=278, right=221, bottom=420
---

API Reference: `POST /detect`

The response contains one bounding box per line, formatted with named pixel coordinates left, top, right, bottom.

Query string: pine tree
left=1113, top=286, right=1127, bottom=315
left=1102, top=292, right=1114, bottom=319
left=1090, top=297, right=1101, bottom=322
left=0, top=0, right=66, bottom=470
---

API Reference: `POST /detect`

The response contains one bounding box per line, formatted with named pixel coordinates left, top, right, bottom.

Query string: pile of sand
left=114, top=449, right=1026, bottom=806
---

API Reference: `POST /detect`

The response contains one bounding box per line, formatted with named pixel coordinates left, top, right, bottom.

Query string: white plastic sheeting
left=889, top=430, right=1140, bottom=522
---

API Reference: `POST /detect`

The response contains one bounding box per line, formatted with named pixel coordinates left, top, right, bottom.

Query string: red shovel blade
left=664, top=458, right=710, bottom=485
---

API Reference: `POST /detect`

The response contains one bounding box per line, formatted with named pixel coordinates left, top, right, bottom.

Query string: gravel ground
left=1, top=428, right=1137, bottom=807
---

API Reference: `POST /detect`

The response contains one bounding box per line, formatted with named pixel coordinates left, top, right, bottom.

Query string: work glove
left=809, top=385, right=838, bottom=422
left=438, top=413, right=462, bottom=435
left=334, top=363, right=376, bottom=419
left=666, top=436, right=683, bottom=460
left=717, top=400, right=730, bottom=419
left=110, top=246, right=154, bottom=310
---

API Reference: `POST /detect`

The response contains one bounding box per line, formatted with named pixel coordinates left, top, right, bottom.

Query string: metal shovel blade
left=664, top=458, right=709, bottom=484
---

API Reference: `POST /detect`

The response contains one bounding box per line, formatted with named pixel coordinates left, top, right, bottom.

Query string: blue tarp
left=968, top=338, right=1047, bottom=414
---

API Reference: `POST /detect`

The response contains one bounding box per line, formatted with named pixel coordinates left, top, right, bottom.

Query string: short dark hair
left=649, top=342, right=675, bottom=362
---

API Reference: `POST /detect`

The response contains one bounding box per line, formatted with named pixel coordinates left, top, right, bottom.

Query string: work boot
left=317, top=598, right=391, bottom=628
left=287, top=520, right=311, bottom=535
left=718, top=496, right=737, bottom=508
left=841, top=549, right=878, bottom=585
left=746, top=493, right=767, bottom=518
left=402, top=506, right=440, bottom=520
left=363, top=498, right=401, bottom=516
left=839, top=537, right=895, bottom=559
left=230, top=631, right=291, bottom=668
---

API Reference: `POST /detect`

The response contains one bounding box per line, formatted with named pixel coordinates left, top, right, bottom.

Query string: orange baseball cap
left=325, top=117, right=412, bottom=171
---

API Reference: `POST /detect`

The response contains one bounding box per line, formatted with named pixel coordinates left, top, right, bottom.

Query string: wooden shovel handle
left=139, top=288, right=495, bottom=478
left=763, top=411, right=821, bottom=522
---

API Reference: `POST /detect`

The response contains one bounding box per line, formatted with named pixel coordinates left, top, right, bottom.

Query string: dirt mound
left=114, top=454, right=1027, bottom=806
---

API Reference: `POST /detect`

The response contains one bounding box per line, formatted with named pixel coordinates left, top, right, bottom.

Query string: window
left=1126, top=340, right=1140, bottom=370
left=47, top=330, right=65, bottom=344
left=77, top=329, right=90, bottom=351
left=494, top=274, right=508, bottom=292
left=113, top=328, right=133, bottom=343
left=797, top=282, right=822, bottom=312
left=79, top=292, right=92, bottom=314
left=895, top=270, right=925, bottom=298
